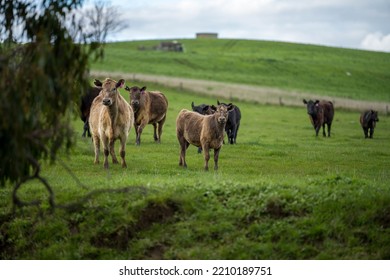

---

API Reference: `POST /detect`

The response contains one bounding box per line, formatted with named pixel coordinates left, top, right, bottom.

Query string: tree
left=0, top=0, right=101, bottom=191
left=83, top=0, right=129, bottom=43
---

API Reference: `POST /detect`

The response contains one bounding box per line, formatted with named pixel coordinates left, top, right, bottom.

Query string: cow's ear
left=116, top=79, right=125, bottom=89
left=140, top=86, right=147, bottom=93
left=303, top=99, right=307, bottom=104
left=211, top=105, right=217, bottom=111
left=124, top=86, right=130, bottom=92
left=217, top=100, right=221, bottom=105
left=94, top=79, right=102, bottom=87
left=227, top=103, right=234, bottom=111
left=191, top=101, right=195, bottom=109
left=315, top=100, right=320, bottom=104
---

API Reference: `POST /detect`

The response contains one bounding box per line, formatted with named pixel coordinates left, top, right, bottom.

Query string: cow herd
left=80, top=78, right=379, bottom=171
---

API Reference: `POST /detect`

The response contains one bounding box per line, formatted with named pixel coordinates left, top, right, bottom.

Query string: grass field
left=1, top=39, right=390, bottom=260
left=92, top=39, right=390, bottom=102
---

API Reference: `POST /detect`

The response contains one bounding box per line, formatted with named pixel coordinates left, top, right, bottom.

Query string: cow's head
left=191, top=102, right=215, bottom=115
left=303, top=99, right=320, bottom=117
left=125, top=86, right=146, bottom=112
left=101, top=78, right=125, bottom=106
left=367, top=110, right=379, bottom=123
left=212, top=103, right=234, bottom=125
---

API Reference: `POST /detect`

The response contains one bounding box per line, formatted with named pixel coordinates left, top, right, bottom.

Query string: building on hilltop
left=196, top=33, right=218, bottom=39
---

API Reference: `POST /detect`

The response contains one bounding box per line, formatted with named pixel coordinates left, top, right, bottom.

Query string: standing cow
left=80, top=79, right=102, bottom=137
left=191, top=101, right=215, bottom=153
left=125, top=86, right=168, bottom=145
left=360, top=110, right=379, bottom=138
left=176, top=103, right=234, bottom=171
left=303, top=99, right=334, bottom=137
left=89, top=78, right=134, bottom=169
left=217, top=100, right=241, bottom=144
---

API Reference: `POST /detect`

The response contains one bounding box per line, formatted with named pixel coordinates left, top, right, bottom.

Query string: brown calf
left=125, top=86, right=168, bottom=145
left=303, top=99, right=334, bottom=137
left=89, top=78, right=134, bottom=169
left=176, top=103, right=234, bottom=171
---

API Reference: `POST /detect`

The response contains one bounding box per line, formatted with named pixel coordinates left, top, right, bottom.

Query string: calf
left=80, top=79, right=102, bottom=137
left=191, top=101, right=215, bottom=153
left=217, top=100, right=241, bottom=144
left=89, top=78, right=134, bottom=169
left=303, top=99, right=334, bottom=137
left=125, top=86, right=168, bottom=145
left=176, top=103, right=234, bottom=171
left=360, top=110, right=379, bottom=138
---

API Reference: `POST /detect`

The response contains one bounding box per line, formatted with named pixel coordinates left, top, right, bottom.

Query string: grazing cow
left=176, top=103, right=234, bottom=171
left=89, top=78, right=134, bottom=169
left=125, top=86, right=168, bottom=145
left=217, top=100, right=241, bottom=144
left=360, top=110, right=379, bottom=138
left=303, top=99, right=334, bottom=137
left=191, top=101, right=215, bottom=153
left=80, top=79, right=102, bottom=137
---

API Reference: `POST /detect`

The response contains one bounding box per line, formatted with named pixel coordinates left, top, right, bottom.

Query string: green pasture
left=1, top=80, right=390, bottom=259
left=92, top=39, right=390, bottom=102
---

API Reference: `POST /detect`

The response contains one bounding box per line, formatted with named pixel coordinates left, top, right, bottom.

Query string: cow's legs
left=119, top=136, right=127, bottom=168
left=179, top=138, right=189, bottom=168
left=213, top=147, right=221, bottom=170
left=102, top=135, right=109, bottom=169
left=369, top=127, right=374, bottom=138
left=363, top=127, right=369, bottom=138
left=156, top=116, right=166, bottom=143
left=109, top=138, right=119, bottom=164
left=322, top=123, right=326, bottom=137
left=92, top=135, right=100, bottom=164
left=327, top=123, right=332, bottom=137
left=202, top=143, right=210, bottom=171
left=136, top=120, right=148, bottom=145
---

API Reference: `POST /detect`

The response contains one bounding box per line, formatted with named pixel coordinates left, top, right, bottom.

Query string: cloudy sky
left=105, top=0, right=390, bottom=52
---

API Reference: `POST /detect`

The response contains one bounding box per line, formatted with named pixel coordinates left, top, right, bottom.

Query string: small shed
left=196, top=33, right=218, bottom=39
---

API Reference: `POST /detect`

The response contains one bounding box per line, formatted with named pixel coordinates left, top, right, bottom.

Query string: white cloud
left=361, top=32, right=390, bottom=52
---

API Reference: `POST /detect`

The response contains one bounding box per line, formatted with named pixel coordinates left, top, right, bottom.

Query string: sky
left=103, top=0, right=390, bottom=52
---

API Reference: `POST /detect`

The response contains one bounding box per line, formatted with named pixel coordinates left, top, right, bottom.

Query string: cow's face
left=213, top=104, right=234, bottom=124
left=303, top=99, right=320, bottom=116
left=126, top=86, right=146, bottom=112
left=370, top=110, right=379, bottom=122
left=101, top=78, right=124, bottom=106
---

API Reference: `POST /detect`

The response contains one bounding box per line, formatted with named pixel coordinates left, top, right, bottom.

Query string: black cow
left=360, top=110, right=379, bottom=138
left=191, top=101, right=214, bottom=115
left=217, top=100, right=241, bottom=144
left=80, top=79, right=102, bottom=137
left=303, top=99, right=334, bottom=137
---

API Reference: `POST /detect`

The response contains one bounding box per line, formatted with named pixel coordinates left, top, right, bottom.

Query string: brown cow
left=303, top=99, right=334, bottom=137
left=89, top=78, right=134, bottom=169
left=125, top=85, right=168, bottom=145
left=176, top=103, right=234, bottom=171
left=360, top=110, right=379, bottom=138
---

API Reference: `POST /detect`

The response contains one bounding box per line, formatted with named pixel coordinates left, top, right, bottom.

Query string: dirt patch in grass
left=91, top=199, right=180, bottom=250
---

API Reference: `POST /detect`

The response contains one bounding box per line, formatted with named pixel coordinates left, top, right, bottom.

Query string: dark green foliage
left=0, top=0, right=100, bottom=185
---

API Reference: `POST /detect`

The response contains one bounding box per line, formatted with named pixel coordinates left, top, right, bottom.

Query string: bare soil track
left=92, top=71, right=390, bottom=114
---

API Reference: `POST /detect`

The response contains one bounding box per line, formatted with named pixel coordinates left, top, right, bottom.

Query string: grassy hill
left=1, top=40, right=390, bottom=260
left=92, top=39, right=390, bottom=102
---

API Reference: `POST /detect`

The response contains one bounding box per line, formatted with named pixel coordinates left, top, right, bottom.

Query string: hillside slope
left=91, top=39, right=390, bottom=103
